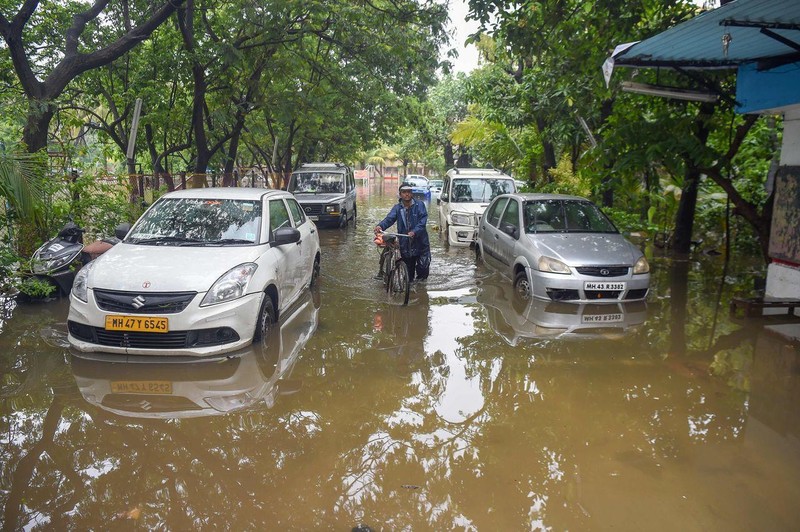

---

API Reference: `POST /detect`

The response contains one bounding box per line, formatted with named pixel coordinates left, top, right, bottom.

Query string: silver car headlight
left=72, top=260, right=95, bottom=302
left=633, top=256, right=650, bottom=274
left=201, top=263, right=258, bottom=306
left=451, top=212, right=473, bottom=226
left=538, top=256, right=571, bottom=274
left=325, top=205, right=338, bottom=213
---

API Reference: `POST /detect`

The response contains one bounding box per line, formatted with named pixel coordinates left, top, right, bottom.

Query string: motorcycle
left=27, top=222, right=121, bottom=298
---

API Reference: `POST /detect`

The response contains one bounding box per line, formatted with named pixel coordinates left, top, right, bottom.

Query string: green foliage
left=602, top=207, right=653, bottom=235
left=17, top=275, right=57, bottom=299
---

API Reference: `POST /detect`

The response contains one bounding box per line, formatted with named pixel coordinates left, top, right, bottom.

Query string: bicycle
left=373, top=230, right=410, bottom=306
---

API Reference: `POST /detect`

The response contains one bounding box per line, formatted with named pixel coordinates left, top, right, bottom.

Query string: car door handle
left=296, top=239, right=302, bottom=245
left=310, top=228, right=316, bottom=234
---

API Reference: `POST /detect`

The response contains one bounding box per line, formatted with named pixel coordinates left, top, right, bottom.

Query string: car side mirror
left=115, top=222, right=132, bottom=240
left=271, top=226, right=301, bottom=246
left=501, top=223, right=519, bottom=239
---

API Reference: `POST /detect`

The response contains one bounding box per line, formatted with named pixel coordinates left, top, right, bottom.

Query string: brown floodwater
left=2, top=180, right=799, bottom=530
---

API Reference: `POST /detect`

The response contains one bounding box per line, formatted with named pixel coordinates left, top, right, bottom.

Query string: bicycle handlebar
left=374, top=229, right=411, bottom=238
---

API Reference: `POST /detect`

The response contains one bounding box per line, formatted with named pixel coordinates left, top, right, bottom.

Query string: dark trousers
left=402, top=255, right=429, bottom=282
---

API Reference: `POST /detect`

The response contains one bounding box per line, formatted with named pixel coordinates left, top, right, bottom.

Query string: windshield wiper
left=203, top=238, right=254, bottom=246
left=129, top=236, right=202, bottom=246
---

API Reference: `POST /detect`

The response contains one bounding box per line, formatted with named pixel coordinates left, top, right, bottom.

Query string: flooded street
left=2, top=181, right=800, bottom=530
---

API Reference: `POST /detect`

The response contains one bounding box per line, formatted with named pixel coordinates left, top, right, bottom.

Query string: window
left=286, top=198, right=306, bottom=226
left=500, top=198, right=519, bottom=231
left=269, top=199, right=291, bottom=236
left=485, top=198, right=509, bottom=227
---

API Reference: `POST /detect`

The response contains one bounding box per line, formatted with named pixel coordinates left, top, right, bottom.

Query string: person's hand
left=374, top=226, right=382, bottom=235
left=408, top=231, right=415, bottom=238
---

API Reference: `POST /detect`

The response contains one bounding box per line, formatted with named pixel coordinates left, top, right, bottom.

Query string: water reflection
left=477, top=275, right=648, bottom=345
left=70, top=289, right=319, bottom=418
left=1, top=186, right=799, bottom=529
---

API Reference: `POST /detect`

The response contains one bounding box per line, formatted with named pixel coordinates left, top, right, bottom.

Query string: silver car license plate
left=584, top=281, right=625, bottom=291
left=582, top=313, right=623, bottom=323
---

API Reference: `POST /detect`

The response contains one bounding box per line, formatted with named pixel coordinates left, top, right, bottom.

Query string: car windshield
left=289, top=172, right=344, bottom=194
left=127, top=198, right=263, bottom=245
left=523, top=199, right=618, bottom=234
left=451, top=178, right=515, bottom=203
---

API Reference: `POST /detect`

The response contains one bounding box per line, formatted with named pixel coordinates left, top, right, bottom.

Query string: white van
left=437, top=168, right=516, bottom=246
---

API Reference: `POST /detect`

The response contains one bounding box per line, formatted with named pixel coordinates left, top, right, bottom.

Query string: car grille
left=68, top=320, right=241, bottom=350
left=94, top=289, right=197, bottom=314
left=96, top=329, right=190, bottom=349
left=576, top=266, right=629, bottom=277
left=624, top=289, right=648, bottom=300
left=300, top=203, right=324, bottom=216
left=102, top=395, right=203, bottom=413
left=585, top=290, right=623, bottom=300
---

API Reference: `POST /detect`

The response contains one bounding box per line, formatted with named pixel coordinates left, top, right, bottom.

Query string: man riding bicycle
left=374, top=181, right=431, bottom=282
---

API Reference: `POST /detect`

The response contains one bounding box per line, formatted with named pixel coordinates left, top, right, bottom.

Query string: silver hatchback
left=476, top=193, right=650, bottom=303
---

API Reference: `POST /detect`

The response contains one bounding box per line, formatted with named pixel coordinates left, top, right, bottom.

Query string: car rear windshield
left=127, top=198, right=263, bottom=245
left=451, top=178, right=515, bottom=203
left=289, top=172, right=344, bottom=194
left=523, top=200, right=617, bottom=234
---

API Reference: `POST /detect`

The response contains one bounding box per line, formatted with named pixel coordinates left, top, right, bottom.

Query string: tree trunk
left=672, top=167, right=700, bottom=255
left=22, top=104, right=54, bottom=153
left=444, top=141, right=455, bottom=168
left=673, top=102, right=715, bottom=256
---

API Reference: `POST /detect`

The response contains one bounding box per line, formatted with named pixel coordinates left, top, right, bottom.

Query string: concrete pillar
left=765, top=107, right=800, bottom=299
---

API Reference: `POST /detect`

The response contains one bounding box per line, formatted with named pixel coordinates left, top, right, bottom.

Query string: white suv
left=288, top=162, right=356, bottom=228
left=437, top=168, right=516, bottom=246
left=67, top=188, right=320, bottom=357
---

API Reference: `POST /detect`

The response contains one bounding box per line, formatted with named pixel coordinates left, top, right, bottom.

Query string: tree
left=0, top=0, right=186, bottom=154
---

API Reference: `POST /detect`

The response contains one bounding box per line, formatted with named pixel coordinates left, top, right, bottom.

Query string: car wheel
left=339, top=211, right=347, bottom=228
left=514, top=270, right=532, bottom=301
left=351, top=207, right=357, bottom=226
left=253, top=295, right=276, bottom=342
left=474, top=242, right=482, bottom=262
left=309, top=256, right=320, bottom=288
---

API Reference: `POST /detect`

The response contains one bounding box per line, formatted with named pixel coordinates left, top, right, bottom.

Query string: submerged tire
left=253, top=295, right=276, bottom=342
left=514, top=270, right=532, bottom=301
left=387, top=260, right=410, bottom=306
left=310, top=256, right=320, bottom=288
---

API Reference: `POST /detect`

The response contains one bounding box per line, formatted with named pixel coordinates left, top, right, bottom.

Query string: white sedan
left=476, top=193, right=650, bottom=303
left=67, top=188, right=320, bottom=357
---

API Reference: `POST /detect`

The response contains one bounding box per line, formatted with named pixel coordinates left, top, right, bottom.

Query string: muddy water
left=1, top=181, right=799, bottom=530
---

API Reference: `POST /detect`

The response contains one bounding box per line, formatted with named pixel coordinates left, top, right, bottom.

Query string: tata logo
left=142, top=281, right=151, bottom=288
left=600, top=268, right=610, bottom=276
left=131, top=295, right=147, bottom=309
left=304, top=207, right=312, bottom=213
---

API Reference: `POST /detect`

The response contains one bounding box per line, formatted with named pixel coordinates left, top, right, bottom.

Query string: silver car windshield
left=127, top=198, right=263, bottom=245
left=524, top=200, right=618, bottom=234
left=451, top=178, right=514, bottom=203
left=289, top=172, right=344, bottom=194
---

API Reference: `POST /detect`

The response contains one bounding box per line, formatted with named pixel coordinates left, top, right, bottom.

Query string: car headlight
left=72, top=260, right=95, bottom=302
left=451, top=212, right=473, bottom=226
left=201, top=263, right=258, bottom=306
left=633, top=256, right=650, bottom=274
left=538, top=256, right=571, bottom=274
left=325, top=205, right=338, bottom=213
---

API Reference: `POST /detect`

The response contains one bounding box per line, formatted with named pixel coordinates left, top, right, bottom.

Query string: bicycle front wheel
left=381, top=249, right=394, bottom=289
left=387, top=260, right=410, bottom=306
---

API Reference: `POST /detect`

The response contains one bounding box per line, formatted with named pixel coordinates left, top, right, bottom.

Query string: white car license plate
left=309, top=215, right=319, bottom=221
left=584, top=281, right=626, bottom=291
left=582, top=313, right=623, bottom=323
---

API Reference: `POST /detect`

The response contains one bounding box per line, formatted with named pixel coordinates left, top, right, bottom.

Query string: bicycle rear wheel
left=387, top=260, right=410, bottom=306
